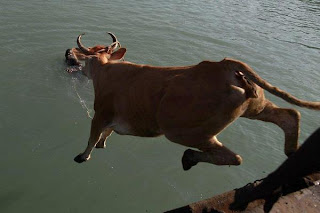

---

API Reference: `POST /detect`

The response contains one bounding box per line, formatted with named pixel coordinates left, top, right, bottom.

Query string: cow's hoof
left=74, top=154, right=88, bottom=163
left=182, top=149, right=198, bottom=171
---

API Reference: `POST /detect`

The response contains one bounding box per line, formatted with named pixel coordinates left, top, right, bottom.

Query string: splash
left=72, top=79, right=93, bottom=119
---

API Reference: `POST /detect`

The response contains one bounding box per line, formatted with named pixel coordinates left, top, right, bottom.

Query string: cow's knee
left=95, top=138, right=106, bottom=149
left=95, top=143, right=106, bottom=149
left=234, top=154, right=243, bottom=165
left=95, top=129, right=113, bottom=149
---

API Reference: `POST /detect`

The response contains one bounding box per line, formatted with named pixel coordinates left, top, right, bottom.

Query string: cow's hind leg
left=95, top=128, right=113, bottom=148
left=249, top=101, right=301, bottom=156
left=74, top=113, right=107, bottom=163
left=182, top=137, right=242, bottom=170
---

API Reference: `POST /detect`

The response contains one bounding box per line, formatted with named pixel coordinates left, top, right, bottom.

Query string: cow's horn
left=107, top=32, right=118, bottom=43
left=77, top=33, right=91, bottom=54
left=107, top=32, right=121, bottom=50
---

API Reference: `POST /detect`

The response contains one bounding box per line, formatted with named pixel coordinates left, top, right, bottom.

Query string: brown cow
left=73, top=34, right=320, bottom=170
left=65, top=32, right=121, bottom=73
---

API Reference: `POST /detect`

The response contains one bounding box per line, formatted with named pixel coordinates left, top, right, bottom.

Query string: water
left=1, top=0, right=319, bottom=212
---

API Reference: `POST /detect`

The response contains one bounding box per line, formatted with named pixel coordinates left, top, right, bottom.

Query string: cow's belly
left=109, top=117, right=162, bottom=137
left=109, top=119, right=133, bottom=135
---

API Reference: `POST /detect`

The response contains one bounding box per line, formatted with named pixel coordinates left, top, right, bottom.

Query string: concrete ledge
left=166, top=181, right=320, bottom=213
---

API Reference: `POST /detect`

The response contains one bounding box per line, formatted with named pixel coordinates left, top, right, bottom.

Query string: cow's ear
left=109, top=48, right=126, bottom=61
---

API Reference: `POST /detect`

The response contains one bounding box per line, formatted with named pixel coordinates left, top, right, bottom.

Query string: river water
left=1, top=0, right=319, bottom=212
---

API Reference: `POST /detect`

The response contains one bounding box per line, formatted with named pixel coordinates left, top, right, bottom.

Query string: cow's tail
left=229, top=59, right=320, bottom=110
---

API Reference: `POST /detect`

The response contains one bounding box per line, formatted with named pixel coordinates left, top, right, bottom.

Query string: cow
left=65, top=32, right=121, bottom=73
left=72, top=33, right=320, bottom=170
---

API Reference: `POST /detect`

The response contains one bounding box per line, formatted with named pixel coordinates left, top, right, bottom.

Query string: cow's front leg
left=95, top=128, right=113, bottom=148
left=74, top=114, right=105, bottom=163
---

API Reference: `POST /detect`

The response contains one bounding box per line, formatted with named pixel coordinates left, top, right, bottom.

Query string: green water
left=1, top=0, right=319, bottom=212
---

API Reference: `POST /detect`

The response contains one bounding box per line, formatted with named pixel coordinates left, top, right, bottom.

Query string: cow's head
left=65, top=32, right=124, bottom=73
left=76, top=33, right=126, bottom=79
